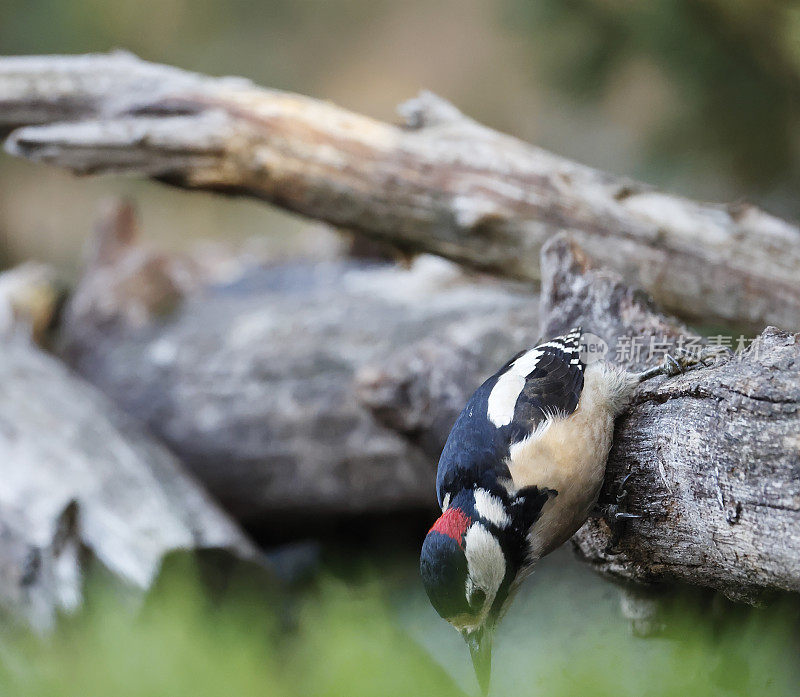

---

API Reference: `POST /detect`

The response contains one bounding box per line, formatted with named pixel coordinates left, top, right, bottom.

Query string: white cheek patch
left=487, top=349, right=542, bottom=427
left=464, top=524, right=506, bottom=602
left=441, top=492, right=451, bottom=512
left=473, top=488, right=511, bottom=528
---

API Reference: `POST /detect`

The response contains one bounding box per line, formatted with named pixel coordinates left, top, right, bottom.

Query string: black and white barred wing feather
left=436, top=328, right=585, bottom=506
left=489, top=328, right=584, bottom=440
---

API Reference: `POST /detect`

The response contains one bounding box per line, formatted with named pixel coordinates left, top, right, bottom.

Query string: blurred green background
left=2, top=549, right=798, bottom=697
left=2, top=2, right=800, bottom=695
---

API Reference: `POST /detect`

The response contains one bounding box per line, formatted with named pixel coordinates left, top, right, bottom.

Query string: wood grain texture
left=2, top=52, right=800, bottom=331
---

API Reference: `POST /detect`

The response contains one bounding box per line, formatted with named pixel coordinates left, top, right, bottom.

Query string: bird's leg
left=602, top=472, right=641, bottom=553
left=637, top=345, right=731, bottom=383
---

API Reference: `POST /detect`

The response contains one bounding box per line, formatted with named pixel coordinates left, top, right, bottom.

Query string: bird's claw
left=661, top=353, right=682, bottom=377
left=661, top=345, right=731, bottom=376
left=603, top=472, right=641, bottom=553
left=639, top=344, right=731, bottom=382
left=615, top=472, right=634, bottom=502
left=614, top=512, right=642, bottom=521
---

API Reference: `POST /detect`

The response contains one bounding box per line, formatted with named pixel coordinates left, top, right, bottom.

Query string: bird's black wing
left=503, top=332, right=585, bottom=444
left=436, top=328, right=585, bottom=507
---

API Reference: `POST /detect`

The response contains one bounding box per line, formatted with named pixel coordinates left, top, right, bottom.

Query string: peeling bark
left=2, top=52, right=800, bottom=331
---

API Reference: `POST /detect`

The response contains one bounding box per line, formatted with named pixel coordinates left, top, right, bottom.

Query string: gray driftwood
left=2, top=52, right=800, bottom=332
left=361, top=234, right=800, bottom=601
left=57, top=203, right=541, bottom=525
left=0, top=333, right=259, bottom=631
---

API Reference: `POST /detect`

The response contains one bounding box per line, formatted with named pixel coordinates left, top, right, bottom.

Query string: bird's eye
left=469, top=588, right=486, bottom=609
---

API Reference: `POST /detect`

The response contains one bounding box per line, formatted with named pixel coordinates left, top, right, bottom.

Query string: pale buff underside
left=506, top=361, right=638, bottom=560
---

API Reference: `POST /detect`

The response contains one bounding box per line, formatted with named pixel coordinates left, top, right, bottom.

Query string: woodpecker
left=419, top=328, right=720, bottom=694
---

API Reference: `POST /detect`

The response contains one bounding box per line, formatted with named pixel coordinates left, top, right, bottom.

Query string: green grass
left=0, top=554, right=464, bottom=697
left=0, top=552, right=797, bottom=697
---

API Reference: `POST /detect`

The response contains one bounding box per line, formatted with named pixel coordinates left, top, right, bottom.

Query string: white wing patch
left=473, top=488, right=511, bottom=528
left=486, top=348, right=542, bottom=427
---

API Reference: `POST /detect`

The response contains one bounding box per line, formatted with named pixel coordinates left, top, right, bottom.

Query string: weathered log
left=360, top=234, right=800, bottom=601
left=57, top=204, right=540, bottom=526
left=0, top=333, right=259, bottom=631
left=541, top=235, right=800, bottom=602
left=2, top=52, right=800, bottom=331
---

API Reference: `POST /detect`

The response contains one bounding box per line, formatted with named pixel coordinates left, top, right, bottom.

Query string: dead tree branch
left=1, top=52, right=800, bottom=331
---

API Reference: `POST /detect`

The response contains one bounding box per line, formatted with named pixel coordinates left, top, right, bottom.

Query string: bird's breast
left=506, top=362, right=622, bottom=558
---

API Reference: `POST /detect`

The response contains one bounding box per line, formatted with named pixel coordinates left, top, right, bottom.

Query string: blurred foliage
left=0, top=554, right=798, bottom=697
left=0, top=555, right=464, bottom=697
left=0, top=0, right=399, bottom=95
left=508, top=0, right=800, bottom=197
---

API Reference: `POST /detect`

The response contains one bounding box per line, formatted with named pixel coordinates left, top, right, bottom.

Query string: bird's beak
left=463, top=626, right=493, bottom=696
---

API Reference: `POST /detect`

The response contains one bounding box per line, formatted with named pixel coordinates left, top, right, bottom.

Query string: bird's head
left=419, top=488, right=525, bottom=695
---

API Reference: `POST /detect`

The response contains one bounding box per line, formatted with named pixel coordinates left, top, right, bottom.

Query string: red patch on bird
left=429, top=507, right=471, bottom=548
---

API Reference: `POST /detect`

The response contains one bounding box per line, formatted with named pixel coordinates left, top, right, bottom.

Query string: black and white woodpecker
left=419, top=327, right=719, bottom=694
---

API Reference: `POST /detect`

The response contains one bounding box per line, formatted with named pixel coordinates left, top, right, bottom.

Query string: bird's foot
left=602, top=472, right=641, bottom=553
left=638, top=345, right=730, bottom=383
